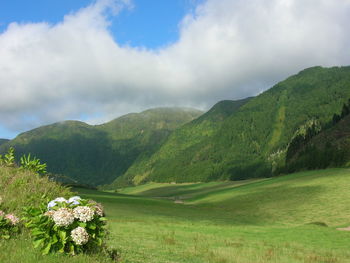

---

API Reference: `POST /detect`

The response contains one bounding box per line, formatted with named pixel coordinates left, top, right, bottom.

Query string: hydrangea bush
left=0, top=196, right=20, bottom=239
left=23, top=196, right=107, bottom=255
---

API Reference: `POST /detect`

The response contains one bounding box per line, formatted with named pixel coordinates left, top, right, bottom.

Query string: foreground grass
left=0, top=232, right=112, bottom=263
left=0, top=167, right=113, bottom=263
left=76, top=168, right=350, bottom=262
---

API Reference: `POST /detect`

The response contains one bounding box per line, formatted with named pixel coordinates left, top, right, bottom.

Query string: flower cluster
left=88, top=200, right=104, bottom=217
left=0, top=198, right=20, bottom=239
left=4, top=214, right=20, bottom=225
left=26, top=195, right=107, bottom=254
left=71, top=226, right=89, bottom=245
left=51, top=208, right=75, bottom=227
left=73, top=206, right=94, bottom=223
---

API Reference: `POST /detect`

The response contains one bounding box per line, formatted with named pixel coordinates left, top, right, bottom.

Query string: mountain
left=0, top=139, right=9, bottom=146
left=115, top=66, right=350, bottom=186
left=111, top=97, right=253, bottom=187
left=0, top=108, right=202, bottom=186
left=286, top=109, right=350, bottom=172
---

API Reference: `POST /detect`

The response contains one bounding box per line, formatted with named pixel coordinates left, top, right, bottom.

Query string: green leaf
left=58, top=230, right=66, bottom=241
left=42, top=242, right=52, bottom=255
left=33, top=238, right=45, bottom=248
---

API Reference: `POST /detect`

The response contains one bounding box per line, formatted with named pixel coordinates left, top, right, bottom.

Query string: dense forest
left=285, top=99, right=350, bottom=172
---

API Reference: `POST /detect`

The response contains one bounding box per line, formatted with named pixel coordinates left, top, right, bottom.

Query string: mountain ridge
left=0, top=107, right=203, bottom=186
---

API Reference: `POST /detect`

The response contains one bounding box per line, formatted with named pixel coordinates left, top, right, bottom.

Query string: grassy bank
left=0, top=167, right=113, bottom=263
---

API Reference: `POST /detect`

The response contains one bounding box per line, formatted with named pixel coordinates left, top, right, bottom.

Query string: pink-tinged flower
left=71, top=227, right=89, bottom=245
left=5, top=214, right=20, bottom=225
left=0, top=210, right=5, bottom=217
left=88, top=200, right=104, bottom=217
left=52, top=208, right=74, bottom=226
left=73, top=206, right=94, bottom=222
left=44, top=210, right=55, bottom=218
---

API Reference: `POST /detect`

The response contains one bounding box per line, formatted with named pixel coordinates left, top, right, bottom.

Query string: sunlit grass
left=76, top=168, right=350, bottom=262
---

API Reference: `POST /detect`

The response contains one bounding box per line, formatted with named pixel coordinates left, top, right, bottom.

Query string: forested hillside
left=111, top=98, right=252, bottom=187
left=285, top=100, right=350, bottom=172
left=0, top=108, right=202, bottom=186
left=118, top=66, right=350, bottom=185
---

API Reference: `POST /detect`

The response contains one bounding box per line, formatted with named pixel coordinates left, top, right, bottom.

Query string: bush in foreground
left=24, top=196, right=107, bottom=255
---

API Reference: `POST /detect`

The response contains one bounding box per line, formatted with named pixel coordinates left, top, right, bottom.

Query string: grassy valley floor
left=74, top=168, right=350, bottom=263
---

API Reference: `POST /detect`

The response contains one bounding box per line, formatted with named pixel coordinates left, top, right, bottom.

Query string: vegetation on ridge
left=0, top=108, right=202, bottom=186
left=119, top=66, right=350, bottom=185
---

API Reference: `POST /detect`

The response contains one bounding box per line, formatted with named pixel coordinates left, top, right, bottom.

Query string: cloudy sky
left=0, top=0, right=350, bottom=138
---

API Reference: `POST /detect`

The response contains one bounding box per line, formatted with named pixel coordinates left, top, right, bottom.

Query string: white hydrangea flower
left=73, top=206, right=94, bottom=222
left=71, top=226, right=89, bottom=245
left=47, top=197, right=68, bottom=210
left=52, top=208, right=74, bottom=226
left=88, top=200, right=104, bottom=217
left=94, top=203, right=104, bottom=217
left=68, top=196, right=82, bottom=206
left=5, top=213, right=20, bottom=225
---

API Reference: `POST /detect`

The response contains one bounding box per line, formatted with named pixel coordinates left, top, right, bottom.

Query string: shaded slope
left=0, top=108, right=202, bottom=186
left=119, top=66, right=350, bottom=185
left=286, top=114, right=350, bottom=171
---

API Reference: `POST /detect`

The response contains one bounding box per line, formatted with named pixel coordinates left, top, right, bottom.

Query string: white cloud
left=0, top=0, right=350, bottom=133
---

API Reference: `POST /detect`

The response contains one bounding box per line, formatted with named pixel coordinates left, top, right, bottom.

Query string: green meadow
left=81, top=168, right=350, bottom=262
left=2, top=168, right=350, bottom=262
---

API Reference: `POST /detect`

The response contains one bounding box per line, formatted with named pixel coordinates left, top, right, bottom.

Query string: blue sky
left=0, top=0, right=199, bottom=49
left=0, top=0, right=349, bottom=139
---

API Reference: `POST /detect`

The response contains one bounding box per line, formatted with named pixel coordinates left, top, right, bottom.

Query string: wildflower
left=68, top=196, right=82, bottom=206
left=0, top=210, right=5, bottom=217
left=52, top=208, right=74, bottom=226
left=47, top=197, right=68, bottom=210
left=5, top=213, right=20, bottom=225
left=73, top=206, right=94, bottom=222
left=71, top=227, right=89, bottom=245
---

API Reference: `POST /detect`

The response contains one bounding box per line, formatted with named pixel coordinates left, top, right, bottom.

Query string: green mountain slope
left=0, top=139, right=9, bottom=146
left=286, top=114, right=350, bottom=171
left=118, top=66, right=350, bottom=185
left=112, top=98, right=252, bottom=187
left=0, top=108, right=202, bottom=186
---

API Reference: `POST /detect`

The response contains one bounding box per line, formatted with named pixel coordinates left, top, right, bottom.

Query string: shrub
left=23, top=196, right=107, bottom=255
left=20, top=153, right=47, bottom=175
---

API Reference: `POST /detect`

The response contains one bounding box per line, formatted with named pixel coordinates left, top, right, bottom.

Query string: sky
left=0, top=0, right=350, bottom=139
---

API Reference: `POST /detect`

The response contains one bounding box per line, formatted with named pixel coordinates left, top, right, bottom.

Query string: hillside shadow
left=134, top=179, right=262, bottom=199
left=78, top=184, right=324, bottom=226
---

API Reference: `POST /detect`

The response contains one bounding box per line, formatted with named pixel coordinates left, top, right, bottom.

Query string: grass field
left=2, top=168, right=350, bottom=262
left=76, top=168, right=350, bottom=262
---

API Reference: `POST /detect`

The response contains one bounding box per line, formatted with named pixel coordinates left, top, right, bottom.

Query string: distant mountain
left=0, top=139, right=9, bottom=146
left=0, top=108, right=202, bottom=186
left=114, top=66, right=350, bottom=186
